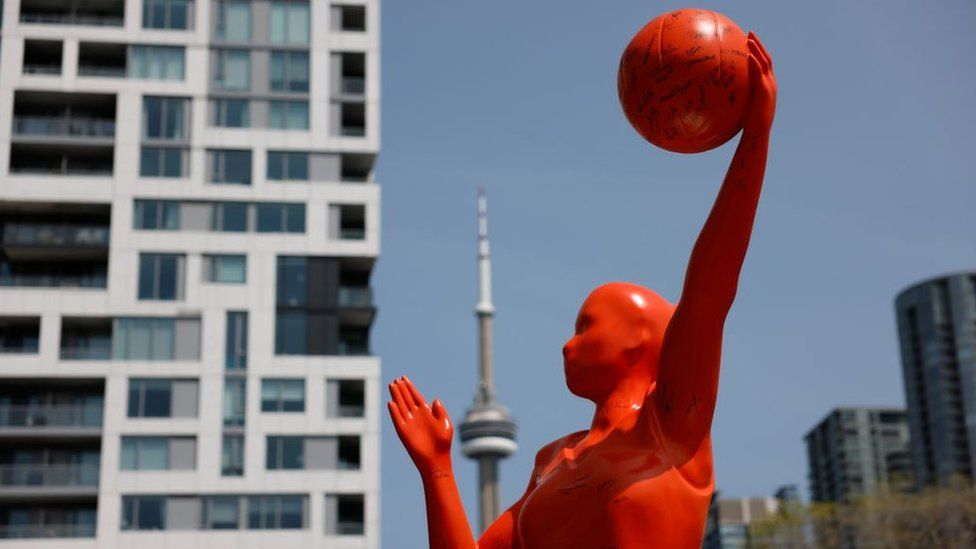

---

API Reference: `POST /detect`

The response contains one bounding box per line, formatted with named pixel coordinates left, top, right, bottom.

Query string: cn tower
left=458, top=188, right=518, bottom=532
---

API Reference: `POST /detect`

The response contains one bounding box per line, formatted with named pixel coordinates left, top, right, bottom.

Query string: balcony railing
left=20, top=13, right=124, bottom=27
left=341, top=126, right=366, bottom=137
left=22, top=64, right=62, bottom=75
left=337, top=341, right=369, bottom=356
left=0, top=463, right=99, bottom=487
left=341, top=77, right=365, bottom=96
left=3, top=224, right=110, bottom=248
left=13, top=116, right=116, bottom=138
left=336, top=521, right=365, bottom=535
left=337, top=404, right=365, bottom=418
left=339, top=227, right=366, bottom=240
left=0, top=273, right=108, bottom=289
left=0, top=405, right=103, bottom=428
left=0, top=523, right=96, bottom=539
left=59, top=345, right=112, bottom=360
left=77, top=65, right=127, bottom=78
left=338, top=286, right=372, bottom=307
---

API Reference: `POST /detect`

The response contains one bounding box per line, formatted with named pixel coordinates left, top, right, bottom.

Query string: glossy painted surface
left=618, top=9, right=751, bottom=154
left=388, top=26, right=777, bottom=549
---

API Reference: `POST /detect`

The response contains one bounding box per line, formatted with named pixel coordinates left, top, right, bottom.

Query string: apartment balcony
left=20, top=0, right=124, bottom=27
left=0, top=405, right=103, bottom=430
left=338, top=286, right=372, bottom=308
left=0, top=463, right=99, bottom=489
left=341, top=77, right=365, bottom=97
left=0, top=523, right=96, bottom=539
left=9, top=143, right=113, bottom=177
left=13, top=116, right=115, bottom=141
left=22, top=40, right=63, bottom=76
left=2, top=224, right=109, bottom=261
left=77, top=42, right=127, bottom=77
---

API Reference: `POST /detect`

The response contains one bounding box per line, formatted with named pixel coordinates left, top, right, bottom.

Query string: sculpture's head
left=562, top=282, right=675, bottom=401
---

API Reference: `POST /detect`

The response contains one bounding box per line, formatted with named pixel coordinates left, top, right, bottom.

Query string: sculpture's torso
left=516, top=409, right=713, bottom=549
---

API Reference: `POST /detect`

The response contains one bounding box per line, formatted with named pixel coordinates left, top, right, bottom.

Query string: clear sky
left=374, top=0, right=976, bottom=545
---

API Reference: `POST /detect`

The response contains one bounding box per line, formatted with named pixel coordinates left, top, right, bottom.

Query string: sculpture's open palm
left=388, top=377, right=453, bottom=472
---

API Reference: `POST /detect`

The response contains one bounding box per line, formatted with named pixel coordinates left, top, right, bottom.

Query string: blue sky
left=374, top=1, right=976, bottom=545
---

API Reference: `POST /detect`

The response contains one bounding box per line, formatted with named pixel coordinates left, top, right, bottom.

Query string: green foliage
left=748, top=483, right=976, bottom=548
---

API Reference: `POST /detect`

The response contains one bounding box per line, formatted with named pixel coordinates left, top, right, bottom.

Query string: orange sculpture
left=388, top=24, right=777, bottom=549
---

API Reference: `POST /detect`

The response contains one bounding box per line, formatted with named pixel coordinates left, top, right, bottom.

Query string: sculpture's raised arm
left=651, top=33, right=778, bottom=462
left=389, top=377, right=534, bottom=549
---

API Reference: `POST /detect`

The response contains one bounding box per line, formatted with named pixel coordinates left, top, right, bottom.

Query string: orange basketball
left=618, top=9, right=751, bottom=153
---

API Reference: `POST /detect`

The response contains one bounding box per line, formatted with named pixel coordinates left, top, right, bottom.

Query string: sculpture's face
left=562, top=283, right=673, bottom=401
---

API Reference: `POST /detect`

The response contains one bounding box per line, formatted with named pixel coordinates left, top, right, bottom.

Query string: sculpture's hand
left=388, top=376, right=454, bottom=473
left=744, top=32, right=777, bottom=132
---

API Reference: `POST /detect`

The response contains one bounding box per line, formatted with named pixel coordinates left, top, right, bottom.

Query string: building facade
left=0, top=0, right=381, bottom=546
left=702, top=494, right=780, bottom=549
left=804, top=407, right=913, bottom=503
left=895, top=272, right=976, bottom=488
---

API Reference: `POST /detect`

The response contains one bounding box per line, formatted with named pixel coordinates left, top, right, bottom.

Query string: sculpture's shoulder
left=533, top=430, right=588, bottom=469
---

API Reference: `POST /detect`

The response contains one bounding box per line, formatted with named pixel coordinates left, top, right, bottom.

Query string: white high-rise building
left=0, top=1, right=381, bottom=547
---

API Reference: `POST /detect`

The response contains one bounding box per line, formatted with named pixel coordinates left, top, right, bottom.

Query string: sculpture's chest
left=517, top=442, right=710, bottom=549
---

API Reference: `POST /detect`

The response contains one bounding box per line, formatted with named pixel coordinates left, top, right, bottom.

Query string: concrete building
left=804, top=407, right=913, bottom=503
left=895, top=272, right=976, bottom=487
left=0, top=0, right=381, bottom=546
left=702, top=494, right=780, bottom=549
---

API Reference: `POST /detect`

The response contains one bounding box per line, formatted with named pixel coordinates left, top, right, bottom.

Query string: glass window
left=221, top=435, right=244, bottom=476
left=211, top=202, right=248, bottom=232
left=203, top=496, right=239, bottom=529
left=287, top=204, right=306, bottom=232
left=249, top=496, right=304, bottom=529
left=215, top=0, right=251, bottom=41
left=270, top=51, right=309, bottom=92
left=259, top=204, right=305, bottom=232
left=122, top=496, right=166, bottom=530
left=275, top=312, right=306, bottom=355
left=138, top=254, right=184, bottom=300
left=256, top=204, right=282, bottom=232
left=128, top=379, right=173, bottom=418
left=114, top=318, right=176, bottom=360
left=267, top=151, right=309, bottom=181
left=276, top=257, right=307, bottom=306
left=270, top=1, right=310, bottom=45
left=225, top=311, right=248, bottom=370
left=204, top=254, right=246, bottom=283
left=268, top=100, right=309, bottom=130
left=209, top=150, right=252, bottom=184
left=143, top=97, right=187, bottom=140
left=223, top=378, right=246, bottom=427
left=213, top=49, right=250, bottom=90
left=130, top=46, right=185, bottom=80
left=143, top=0, right=190, bottom=30
left=141, top=146, right=188, bottom=178
left=261, top=379, right=305, bottom=412
left=134, top=200, right=180, bottom=230
left=266, top=436, right=304, bottom=469
left=121, top=437, right=169, bottom=470
left=211, top=99, right=249, bottom=127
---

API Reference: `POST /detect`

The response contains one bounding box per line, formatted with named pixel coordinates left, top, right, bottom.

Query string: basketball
left=618, top=9, right=751, bottom=153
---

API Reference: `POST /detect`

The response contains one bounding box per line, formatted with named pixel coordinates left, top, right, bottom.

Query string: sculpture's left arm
left=652, top=33, right=777, bottom=461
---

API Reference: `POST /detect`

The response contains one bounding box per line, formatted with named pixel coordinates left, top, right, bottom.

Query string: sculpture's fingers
left=387, top=401, right=403, bottom=425
left=389, top=381, right=411, bottom=417
left=751, top=32, right=773, bottom=71
left=747, top=39, right=768, bottom=74
left=402, top=377, right=429, bottom=409
left=431, top=399, right=446, bottom=420
left=392, top=380, right=417, bottom=413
